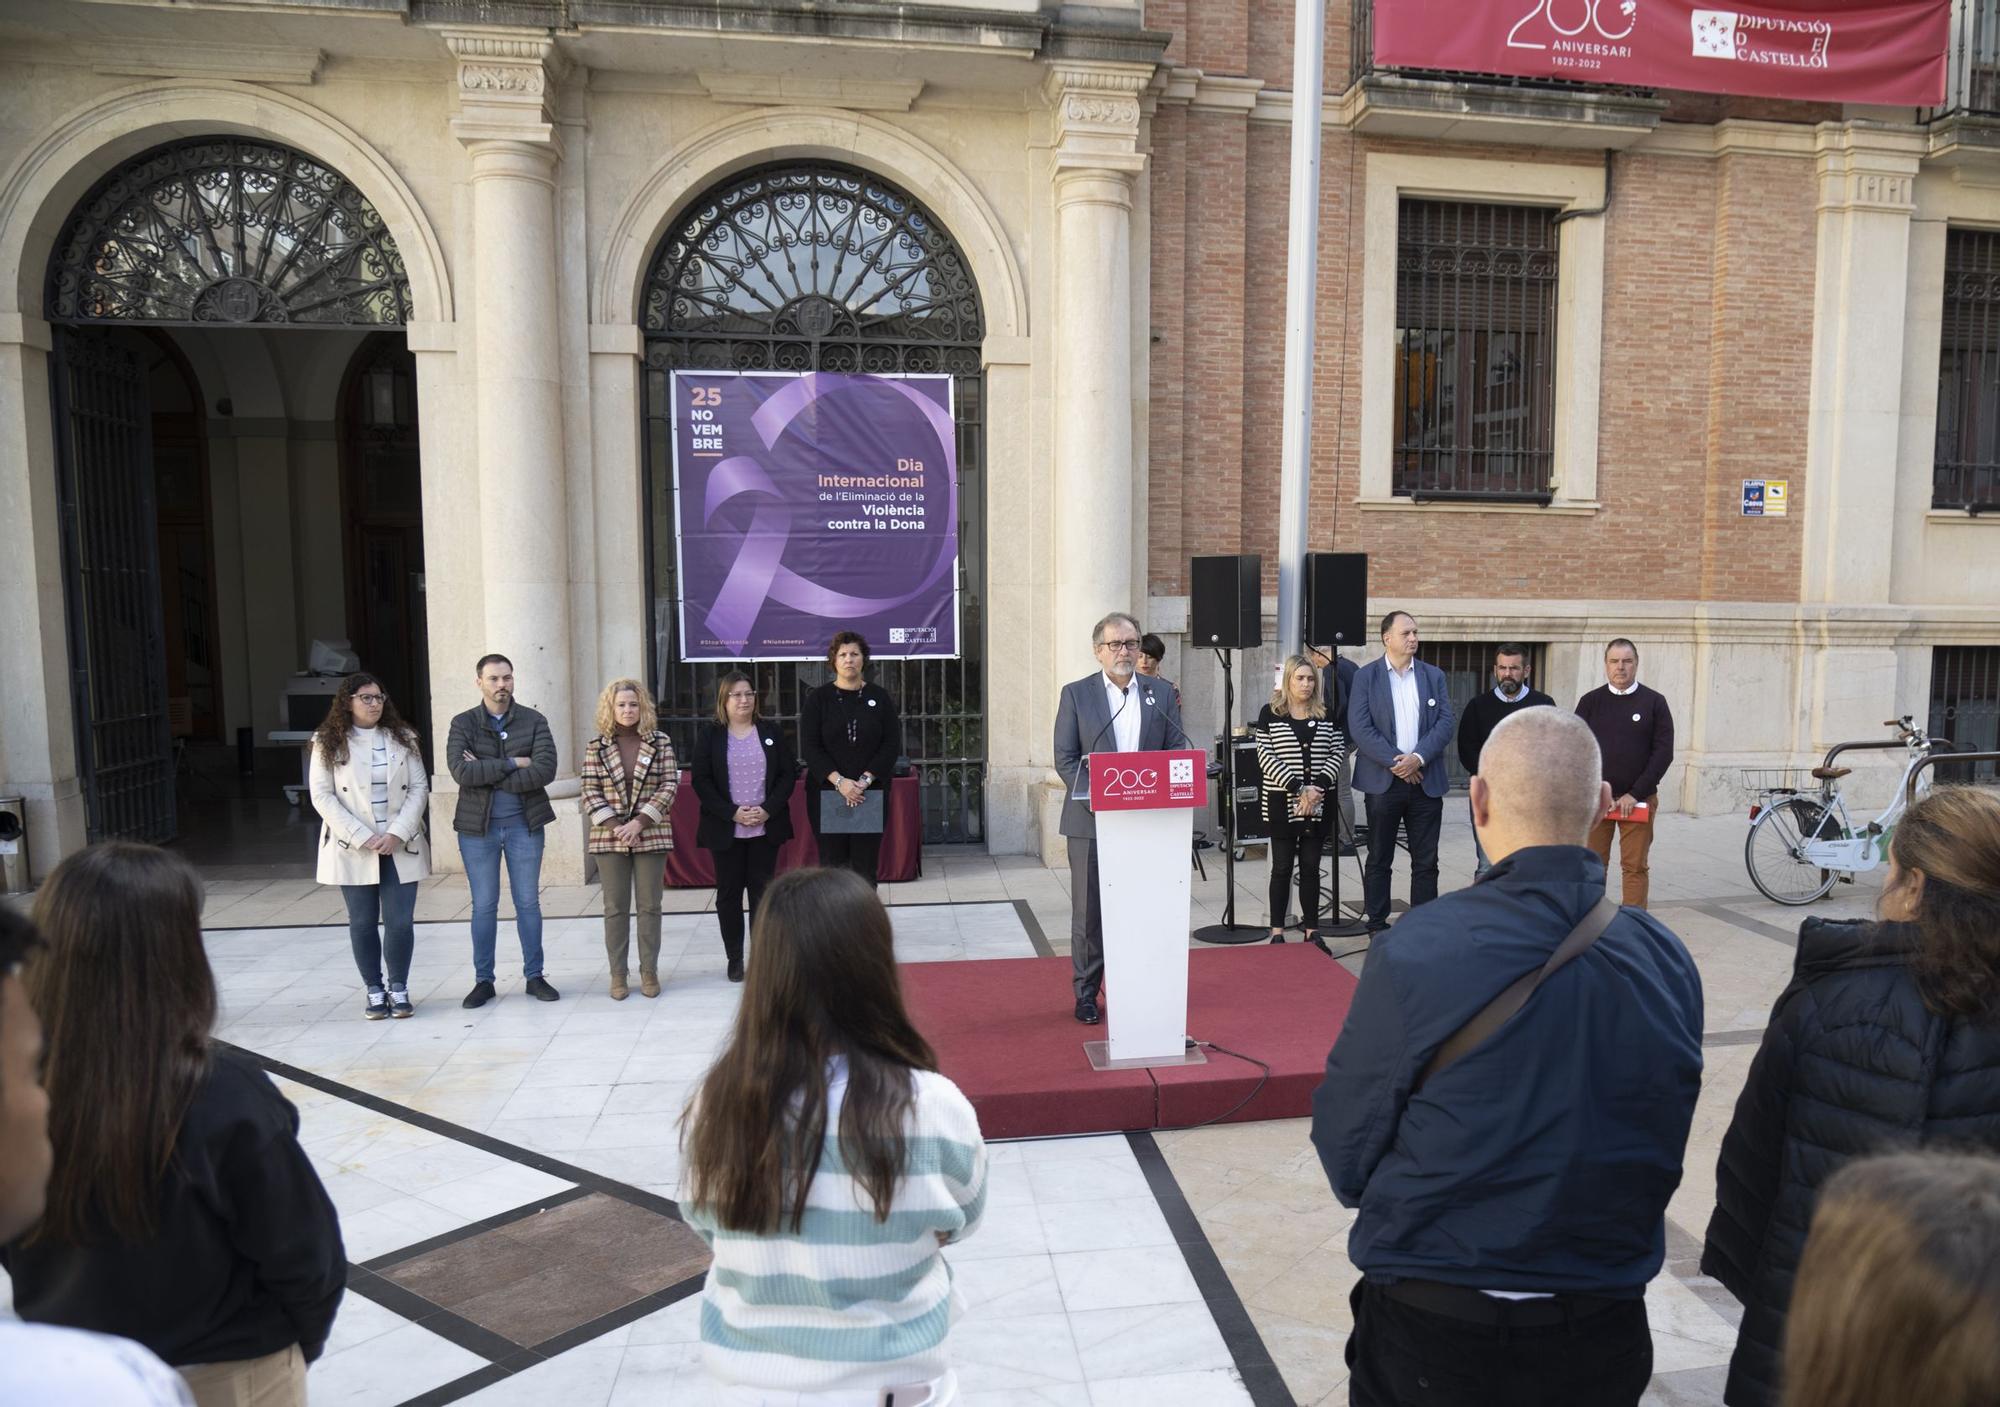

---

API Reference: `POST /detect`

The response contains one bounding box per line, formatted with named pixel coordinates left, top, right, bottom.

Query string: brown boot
left=609, top=973, right=629, bottom=1001
left=639, top=970, right=661, bottom=999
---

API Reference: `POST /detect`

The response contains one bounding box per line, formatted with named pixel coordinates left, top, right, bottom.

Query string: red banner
left=1372, top=0, right=1950, bottom=106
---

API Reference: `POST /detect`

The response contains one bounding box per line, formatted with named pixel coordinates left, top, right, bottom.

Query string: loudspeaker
left=1304, top=552, right=1369, bottom=648
left=1190, top=554, right=1261, bottom=649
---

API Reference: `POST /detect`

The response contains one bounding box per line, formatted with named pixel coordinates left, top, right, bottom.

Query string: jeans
left=341, top=855, right=417, bottom=989
left=710, top=837, right=779, bottom=963
left=1346, top=1279, right=1651, bottom=1407
left=1362, top=780, right=1444, bottom=926
left=459, top=819, right=546, bottom=982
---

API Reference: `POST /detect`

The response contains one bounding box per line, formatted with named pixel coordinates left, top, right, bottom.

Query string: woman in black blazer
left=690, top=671, right=795, bottom=982
left=799, top=631, right=902, bottom=885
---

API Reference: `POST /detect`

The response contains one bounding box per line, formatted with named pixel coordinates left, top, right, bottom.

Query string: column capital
left=442, top=27, right=567, bottom=154
left=1812, top=121, right=1925, bottom=215
left=1043, top=61, right=1151, bottom=162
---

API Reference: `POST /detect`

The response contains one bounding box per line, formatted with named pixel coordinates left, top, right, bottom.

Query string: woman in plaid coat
left=582, top=678, right=678, bottom=999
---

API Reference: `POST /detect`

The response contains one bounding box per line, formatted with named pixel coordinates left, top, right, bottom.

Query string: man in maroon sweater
left=1574, top=638, right=1675, bottom=909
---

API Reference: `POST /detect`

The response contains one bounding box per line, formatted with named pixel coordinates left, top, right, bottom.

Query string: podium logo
left=1100, top=767, right=1159, bottom=793
left=1692, top=10, right=1738, bottom=59
left=1168, top=756, right=1196, bottom=801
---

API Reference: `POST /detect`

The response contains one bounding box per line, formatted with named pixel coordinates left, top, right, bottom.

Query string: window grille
left=1936, top=228, right=2000, bottom=512
left=1419, top=641, right=1549, bottom=789
left=1394, top=200, right=1559, bottom=502
left=1930, top=645, right=2000, bottom=782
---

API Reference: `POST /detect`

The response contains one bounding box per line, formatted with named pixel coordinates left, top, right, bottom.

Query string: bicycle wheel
left=1745, top=798, right=1838, bottom=905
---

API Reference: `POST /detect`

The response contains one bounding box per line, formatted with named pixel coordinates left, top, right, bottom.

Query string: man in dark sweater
left=1574, top=638, right=1675, bottom=909
left=1454, top=644, right=1554, bottom=875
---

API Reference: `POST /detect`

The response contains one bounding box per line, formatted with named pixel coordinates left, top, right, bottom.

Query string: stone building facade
left=0, top=0, right=1995, bottom=884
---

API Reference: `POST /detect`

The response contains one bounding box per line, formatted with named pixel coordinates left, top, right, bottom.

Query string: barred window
left=1393, top=200, right=1558, bottom=502
left=1936, top=228, right=2000, bottom=511
left=1930, top=645, right=2000, bottom=782
left=1423, top=641, right=1548, bottom=788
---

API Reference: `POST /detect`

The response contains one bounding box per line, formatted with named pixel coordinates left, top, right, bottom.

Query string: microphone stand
left=1193, top=646, right=1262, bottom=945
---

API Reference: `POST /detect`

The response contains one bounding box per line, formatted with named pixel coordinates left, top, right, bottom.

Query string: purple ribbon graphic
left=697, top=373, right=958, bottom=649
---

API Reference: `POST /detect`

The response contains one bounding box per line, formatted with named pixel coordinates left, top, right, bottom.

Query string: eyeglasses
left=354, top=694, right=386, bottom=705
left=726, top=691, right=757, bottom=701
left=1099, top=639, right=1141, bottom=652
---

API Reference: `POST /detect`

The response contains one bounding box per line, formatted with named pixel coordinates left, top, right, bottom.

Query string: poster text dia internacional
left=672, top=371, right=960, bottom=662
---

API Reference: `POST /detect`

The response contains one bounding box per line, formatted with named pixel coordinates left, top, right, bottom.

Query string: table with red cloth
left=660, top=771, right=922, bottom=887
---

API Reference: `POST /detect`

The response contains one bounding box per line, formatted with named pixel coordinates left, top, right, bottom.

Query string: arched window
left=46, top=136, right=411, bottom=327
left=641, top=161, right=987, bottom=844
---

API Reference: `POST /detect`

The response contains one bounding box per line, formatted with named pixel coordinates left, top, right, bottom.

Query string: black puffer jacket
left=1701, top=918, right=2000, bottom=1406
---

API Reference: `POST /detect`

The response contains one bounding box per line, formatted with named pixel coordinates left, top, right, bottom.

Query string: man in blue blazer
left=1054, top=610, right=1189, bottom=1025
left=1347, top=611, right=1454, bottom=932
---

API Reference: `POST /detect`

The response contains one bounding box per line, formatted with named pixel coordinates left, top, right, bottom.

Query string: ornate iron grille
left=1422, top=641, right=1549, bottom=789
left=50, top=329, right=177, bottom=844
left=640, top=162, right=988, bottom=845
left=1394, top=200, right=1558, bottom=502
left=1931, top=645, right=2000, bottom=781
left=1936, top=228, right=2000, bottom=512
left=46, top=137, right=410, bottom=327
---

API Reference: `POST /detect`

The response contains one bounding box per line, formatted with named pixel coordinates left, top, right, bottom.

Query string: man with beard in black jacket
left=1311, top=707, right=1703, bottom=1407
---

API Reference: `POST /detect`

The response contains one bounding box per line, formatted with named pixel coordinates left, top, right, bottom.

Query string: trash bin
left=0, top=797, right=26, bottom=895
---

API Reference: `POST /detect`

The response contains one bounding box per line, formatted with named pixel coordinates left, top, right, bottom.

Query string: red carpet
left=899, top=945, right=1359, bottom=1140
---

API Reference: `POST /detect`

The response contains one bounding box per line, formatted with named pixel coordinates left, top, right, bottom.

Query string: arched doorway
left=640, top=161, right=988, bottom=844
left=44, top=135, right=419, bottom=846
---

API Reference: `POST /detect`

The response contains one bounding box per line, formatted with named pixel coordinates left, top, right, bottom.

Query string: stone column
left=446, top=31, right=577, bottom=779
left=1046, top=65, right=1150, bottom=664
left=1800, top=123, right=1926, bottom=756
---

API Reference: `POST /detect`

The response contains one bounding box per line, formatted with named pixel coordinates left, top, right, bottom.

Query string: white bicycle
left=1741, top=716, right=1939, bottom=906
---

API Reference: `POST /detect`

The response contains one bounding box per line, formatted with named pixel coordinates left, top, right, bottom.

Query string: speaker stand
left=1193, top=647, right=1263, bottom=946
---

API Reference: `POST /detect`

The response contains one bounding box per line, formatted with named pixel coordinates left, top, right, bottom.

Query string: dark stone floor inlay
left=381, top=1193, right=712, bottom=1347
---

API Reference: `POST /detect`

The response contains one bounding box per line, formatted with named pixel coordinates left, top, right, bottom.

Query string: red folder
left=1605, top=802, right=1651, bottom=823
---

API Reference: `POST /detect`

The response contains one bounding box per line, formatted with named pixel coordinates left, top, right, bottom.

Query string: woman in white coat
left=310, top=672, right=432, bottom=1019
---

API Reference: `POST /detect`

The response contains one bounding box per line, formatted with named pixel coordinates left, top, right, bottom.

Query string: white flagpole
left=1275, top=0, right=1327, bottom=660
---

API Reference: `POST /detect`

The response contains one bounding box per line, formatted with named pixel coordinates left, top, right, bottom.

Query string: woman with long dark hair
left=800, top=632, right=902, bottom=884
left=690, top=671, right=794, bottom=983
left=681, top=867, right=987, bottom=1403
left=1, top=844, right=344, bottom=1407
left=1703, top=786, right=2000, bottom=1406
left=308, top=671, right=431, bottom=1019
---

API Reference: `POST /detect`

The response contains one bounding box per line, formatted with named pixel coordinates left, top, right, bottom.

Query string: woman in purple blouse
left=689, top=672, right=796, bottom=982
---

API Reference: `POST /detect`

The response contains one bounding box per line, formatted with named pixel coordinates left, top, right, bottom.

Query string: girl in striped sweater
left=681, top=867, right=988, bottom=1405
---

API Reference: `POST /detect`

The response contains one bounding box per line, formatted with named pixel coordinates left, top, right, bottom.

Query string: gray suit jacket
left=1053, top=672, right=1190, bottom=839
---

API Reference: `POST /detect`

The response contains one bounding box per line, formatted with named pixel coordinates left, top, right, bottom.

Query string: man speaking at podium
left=1054, top=611, right=1189, bottom=1026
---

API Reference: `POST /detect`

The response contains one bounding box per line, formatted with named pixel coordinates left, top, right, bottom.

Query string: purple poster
left=671, top=371, right=959, bottom=661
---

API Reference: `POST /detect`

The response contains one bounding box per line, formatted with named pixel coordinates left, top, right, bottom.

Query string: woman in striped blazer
left=1257, top=653, right=1346, bottom=949
left=581, top=678, right=678, bottom=1000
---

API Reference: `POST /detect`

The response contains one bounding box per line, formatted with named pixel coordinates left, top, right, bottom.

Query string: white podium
left=1083, top=749, right=1211, bottom=1070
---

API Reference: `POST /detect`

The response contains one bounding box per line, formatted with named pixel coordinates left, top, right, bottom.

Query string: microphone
left=1071, top=681, right=1131, bottom=794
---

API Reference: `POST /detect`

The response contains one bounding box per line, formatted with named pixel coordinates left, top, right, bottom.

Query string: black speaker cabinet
left=1304, top=552, right=1369, bottom=648
left=1189, top=554, right=1261, bottom=649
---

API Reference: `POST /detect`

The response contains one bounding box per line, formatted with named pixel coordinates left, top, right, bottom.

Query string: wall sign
left=671, top=371, right=960, bottom=661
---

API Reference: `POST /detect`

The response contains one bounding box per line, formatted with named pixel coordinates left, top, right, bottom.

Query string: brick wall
left=1145, top=2, right=1818, bottom=606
